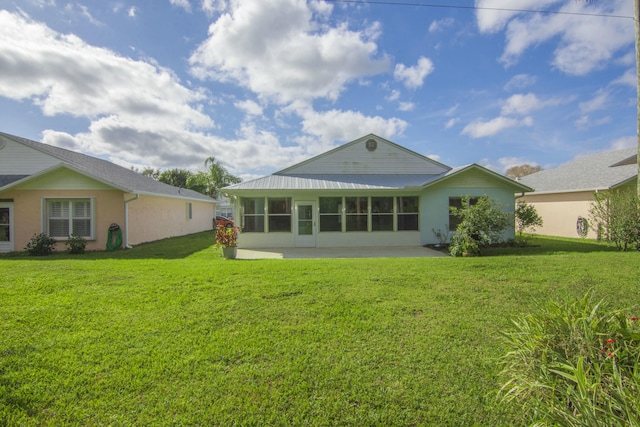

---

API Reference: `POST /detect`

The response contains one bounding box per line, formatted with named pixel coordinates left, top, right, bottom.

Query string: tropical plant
left=25, top=233, right=57, bottom=256
left=204, top=156, right=241, bottom=198
left=498, top=291, right=640, bottom=426
left=158, top=168, right=193, bottom=188
left=214, top=226, right=239, bottom=248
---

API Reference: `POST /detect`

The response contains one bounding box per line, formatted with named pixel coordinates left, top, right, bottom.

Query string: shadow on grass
left=0, top=231, right=219, bottom=261
left=483, top=236, right=622, bottom=256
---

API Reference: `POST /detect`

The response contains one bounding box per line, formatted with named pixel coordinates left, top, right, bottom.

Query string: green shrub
left=65, top=234, right=87, bottom=254
left=449, top=195, right=511, bottom=256
left=498, top=291, right=640, bottom=426
left=24, top=233, right=57, bottom=256
left=590, top=190, right=640, bottom=251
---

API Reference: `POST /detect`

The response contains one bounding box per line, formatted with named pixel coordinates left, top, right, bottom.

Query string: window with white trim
left=46, top=198, right=94, bottom=239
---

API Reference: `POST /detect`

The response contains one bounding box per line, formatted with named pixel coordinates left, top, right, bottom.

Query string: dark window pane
left=269, top=216, right=291, bottom=232
left=398, top=214, right=418, bottom=231
left=72, top=219, right=91, bottom=237
left=345, top=197, right=367, bottom=214
left=268, top=198, right=291, bottom=215
left=243, top=216, right=265, bottom=232
left=397, top=196, right=418, bottom=213
left=319, top=197, right=341, bottom=213
left=242, top=198, right=265, bottom=215
left=346, top=215, right=367, bottom=231
left=372, top=215, right=393, bottom=231
left=371, top=197, right=393, bottom=213
left=320, top=215, right=341, bottom=231
left=49, top=219, right=69, bottom=237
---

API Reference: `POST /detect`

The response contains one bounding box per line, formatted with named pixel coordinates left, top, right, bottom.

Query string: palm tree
left=204, top=156, right=241, bottom=198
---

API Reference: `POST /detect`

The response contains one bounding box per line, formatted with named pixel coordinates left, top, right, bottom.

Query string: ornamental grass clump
left=498, top=291, right=640, bottom=426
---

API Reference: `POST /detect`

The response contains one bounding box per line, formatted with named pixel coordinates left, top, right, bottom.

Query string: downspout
left=124, top=194, right=139, bottom=249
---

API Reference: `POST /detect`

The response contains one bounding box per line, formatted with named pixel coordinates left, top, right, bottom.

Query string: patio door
left=0, top=202, right=13, bottom=252
left=295, top=201, right=316, bottom=247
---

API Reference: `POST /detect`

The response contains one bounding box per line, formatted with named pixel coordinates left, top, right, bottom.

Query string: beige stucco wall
left=126, top=194, right=215, bottom=246
left=1, top=189, right=125, bottom=252
left=520, top=191, right=597, bottom=239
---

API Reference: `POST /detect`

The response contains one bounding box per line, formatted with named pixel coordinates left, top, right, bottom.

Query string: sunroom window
left=397, top=196, right=419, bottom=231
left=345, top=197, right=368, bottom=232
left=268, top=198, right=292, bottom=232
left=371, top=197, right=393, bottom=231
left=46, top=199, right=94, bottom=239
left=319, top=197, right=342, bottom=231
left=241, top=198, right=265, bottom=232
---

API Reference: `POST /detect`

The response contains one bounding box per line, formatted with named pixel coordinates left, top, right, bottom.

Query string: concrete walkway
left=235, top=246, right=449, bottom=259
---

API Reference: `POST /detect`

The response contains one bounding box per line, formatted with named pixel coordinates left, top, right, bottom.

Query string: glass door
left=295, top=201, right=316, bottom=247
left=0, top=203, right=13, bottom=252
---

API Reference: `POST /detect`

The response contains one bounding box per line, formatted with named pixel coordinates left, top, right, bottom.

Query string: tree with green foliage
left=589, top=189, right=640, bottom=251
left=449, top=195, right=511, bottom=256
left=158, top=168, right=193, bottom=189
left=515, top=200, right=543, bottom=242
left=204, top=156, right=241, bottom=198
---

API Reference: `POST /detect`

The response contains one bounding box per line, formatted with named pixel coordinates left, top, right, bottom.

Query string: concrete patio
left=235, top=246, right=449, bottom=259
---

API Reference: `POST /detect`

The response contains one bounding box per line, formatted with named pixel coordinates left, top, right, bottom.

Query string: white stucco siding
left=0, top=135, right=59, bottom=174
left=126, top=195, right=215, bottom=246
left=521, top=191, right=597, bottom=239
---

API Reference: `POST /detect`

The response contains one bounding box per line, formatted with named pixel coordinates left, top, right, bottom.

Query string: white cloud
left=501, top=92, right=568, bottom=115
left=475, top=0, right=560, bottom=33
left=503, top=73, right=536, bottom=91
left=461, top=116, right=532, bottom=138
left=234, top=99, right=263, bottom=116
left=398, top=102, right=414, bottom=112
left=609, top=135, right=637, bottom=150
left=444, top=118, right=459, bottom=129
left=477, top=0, right=634, bottom=76
left=296, top=106, right=407, bottom=144
left=170, top=0, right=192, bottom=12
left=394, top=57, right=434, bottom=89
left=575, top=114, right=612, bottom=131
left=386, top=89, right=400, bottom=102
left=497, top=156, right=538, bottom=173
left=445, top=104, right=459, bottom=116
left=189, top=0, right=389, bottom=104
left=429, top=17, right=454, bottom=33
left=579, top=90, right=609, bottom=113
left=612, top=68, right=636, bottom=87
left=128, top=7, right=137, bottom=17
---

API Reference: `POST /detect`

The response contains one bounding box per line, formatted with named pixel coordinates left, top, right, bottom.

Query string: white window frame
left=43, top=197, right=95, bottom=240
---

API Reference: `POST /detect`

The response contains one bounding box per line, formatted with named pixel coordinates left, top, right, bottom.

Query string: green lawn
left=1, top=233, right=638, bottom=426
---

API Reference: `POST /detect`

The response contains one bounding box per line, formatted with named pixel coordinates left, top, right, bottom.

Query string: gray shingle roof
left=0, top=175, right=29, bottom=187
left=0, top=132, right=213, bottom=202
left=519, top=148, right=638, bottom=193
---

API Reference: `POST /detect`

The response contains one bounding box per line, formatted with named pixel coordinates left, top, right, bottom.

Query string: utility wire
left=323, top=0, right=633, bottom=20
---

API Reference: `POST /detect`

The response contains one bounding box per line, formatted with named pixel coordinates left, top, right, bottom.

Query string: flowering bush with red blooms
left=499, top=291, right=640, bottom=426
left=215, top=226, right=239, bottom=248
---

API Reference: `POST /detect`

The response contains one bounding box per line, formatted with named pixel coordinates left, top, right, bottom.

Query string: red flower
left=607, top=353, right=614, bottom=358
left=606, top=339, right=615, bottom=344
left=631, top=317, right=639, bottom=321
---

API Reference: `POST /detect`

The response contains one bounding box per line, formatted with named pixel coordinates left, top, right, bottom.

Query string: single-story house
left=222, top=134, right=532, bottom=248
left=0, top=131, right=216, bottom=253
left=518, top=147, right=638, bottom=239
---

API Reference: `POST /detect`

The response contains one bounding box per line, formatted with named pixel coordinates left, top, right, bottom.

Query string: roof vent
left=365, top=138, right=377, bottom=152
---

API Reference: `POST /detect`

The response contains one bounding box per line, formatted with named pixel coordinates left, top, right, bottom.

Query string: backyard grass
left=1, top=233, right=638, bottom=426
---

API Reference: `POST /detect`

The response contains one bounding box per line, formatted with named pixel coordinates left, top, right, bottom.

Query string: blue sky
left=0, top=0, right=636, bottom=180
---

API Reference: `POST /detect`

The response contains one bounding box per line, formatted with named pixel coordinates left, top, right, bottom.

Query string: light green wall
left=420, top=171, right=518, bottom=244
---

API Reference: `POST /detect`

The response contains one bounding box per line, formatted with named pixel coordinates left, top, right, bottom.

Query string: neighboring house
left=222, top=134, right=531, bottom=249
left=0, top=132, right=216, bottom=253
left=519, top=147, right=638, bottom=239
left=215, top=195, right=235, bottom=219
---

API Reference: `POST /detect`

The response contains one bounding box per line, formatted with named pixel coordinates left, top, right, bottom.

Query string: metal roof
left=223, top=173, right=442, bottom=191
left=519, top=148, right=638, bottom=193
left=0, top=132, right=214, bottom=202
